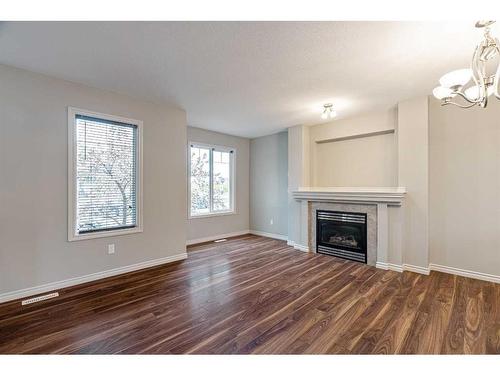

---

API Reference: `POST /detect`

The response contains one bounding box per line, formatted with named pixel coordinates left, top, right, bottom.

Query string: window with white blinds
left=68, top=108, right=143, bottom=241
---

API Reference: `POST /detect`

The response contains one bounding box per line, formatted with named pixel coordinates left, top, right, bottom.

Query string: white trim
left=292, top=187, right=406, bottom=206
left=67, top=107, right=144, bottom=242
left=376, top=262, right=430, bottom=275
left=189, top=211, right=237, bottom=219
left=293, top=244, right=310, bottom=252
left=374, top=262, right=500, bottom=283
left=403, top=264, right=430, bottom=275
left=189, top=141, right=235, bottom=153
left=430, top=263, right=500, bottom=284
left=315, top=129, right=396, bottom=144
left=0, top=253, right=187, bottom=304
left=376, top=203, right=389, bottom=264
left=249, top=230, right=287, bottom=241
left=375, top=262, right=392, bottom=271
left=286, top=240, right=309, bottom=252
left=376, top=262, right=403, bottom=273
left=187, top=141, right=236, bottom=219
left=186, top=230, right=250, bottom=246
left=69, top=226, right=143, bottom=241
left=376, top=262, right=500, bottom=282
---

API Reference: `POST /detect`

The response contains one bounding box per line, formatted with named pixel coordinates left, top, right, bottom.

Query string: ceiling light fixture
left=321, top=103, right=337, bottom=120
left=432, top=20, right=500, bottom=108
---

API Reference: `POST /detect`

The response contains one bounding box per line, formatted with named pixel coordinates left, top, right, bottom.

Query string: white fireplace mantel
left=292, top=187, right=406, bottom=206
left=290, top=187, right=406, bottom=268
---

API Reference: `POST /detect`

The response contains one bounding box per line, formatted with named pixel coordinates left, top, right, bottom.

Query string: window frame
left=67, top=107, right=143, bottom=241
left=188, top=141, right=236, bottom=219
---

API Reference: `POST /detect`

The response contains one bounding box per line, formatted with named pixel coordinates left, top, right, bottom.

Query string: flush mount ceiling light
left=432, top=20, right=500, bottom=108
left=321, top=103, right=337, bottom=120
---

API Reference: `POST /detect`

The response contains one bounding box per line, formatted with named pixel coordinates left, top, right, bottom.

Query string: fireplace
left=316, top=210, right=367, bottom=263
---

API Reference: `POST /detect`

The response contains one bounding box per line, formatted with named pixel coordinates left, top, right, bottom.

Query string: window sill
left=189, top=211, right=236, bottom=220
left=68, top=226, right=143, bottom=242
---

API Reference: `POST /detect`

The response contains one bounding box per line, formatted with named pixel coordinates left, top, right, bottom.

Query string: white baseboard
left=376, top=262, right=403, bottom=273
left=286, top=240, right=309, bottom=252
left=186, top=230, right=250, bottom=245
left=0, top=253, right=187, bottom=304
left=375, top=262, right=430, bottom=274
left=249, top=230, right=287, bottom=241
left=294, top=244, right=310, bottom=252
left=403, top=263, right=430, bottom=275
left=376, top=261, right=499, bottom=282
left=430, top=263, right=500, bottom=284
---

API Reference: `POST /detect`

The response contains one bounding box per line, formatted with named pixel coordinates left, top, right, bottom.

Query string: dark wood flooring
left=0, top=234, right=499, bottom=354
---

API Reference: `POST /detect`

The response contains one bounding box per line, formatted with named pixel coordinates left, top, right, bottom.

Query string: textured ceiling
left=0, top=21, right=487, bottom=138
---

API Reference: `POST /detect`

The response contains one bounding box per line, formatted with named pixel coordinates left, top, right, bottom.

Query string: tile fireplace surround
left=291, top=187, right=406, bottom=268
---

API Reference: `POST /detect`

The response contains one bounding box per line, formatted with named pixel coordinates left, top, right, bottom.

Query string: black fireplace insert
left=316, top=210, right=367, bottom=263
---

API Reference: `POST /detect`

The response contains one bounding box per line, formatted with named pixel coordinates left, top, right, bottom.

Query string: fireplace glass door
left=316, top=210, right=367, bottom=263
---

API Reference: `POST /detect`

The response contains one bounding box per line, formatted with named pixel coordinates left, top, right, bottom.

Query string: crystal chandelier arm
left=441, top=90, right=482, bottom=108
left=494, top=40, right=500, bottom=99
left=442, top=99, right=479, bottom=109
left=471, top=45, right=482, bottom=89
left=471, top=43, right=489, bottom=107
left=454, top=90, right=481, bottom=103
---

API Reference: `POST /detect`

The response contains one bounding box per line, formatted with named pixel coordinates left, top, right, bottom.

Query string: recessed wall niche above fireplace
left=316, top=210, right=367, bottom=263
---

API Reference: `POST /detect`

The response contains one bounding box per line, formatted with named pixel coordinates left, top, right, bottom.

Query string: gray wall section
left=429, top=97, right=500, bottom=276
left=249, top=131, right=288, bottom=237
left=309, top=108, right=397, bottom=187
left=187, top=126, right=250, bottom=240
left=313, top=132, right=397, bottom=187
left=398, top=97, right=429, bottom=268
left=287, top=125, right=310, bottom=246
left=0, top=64, right=187, bottom=295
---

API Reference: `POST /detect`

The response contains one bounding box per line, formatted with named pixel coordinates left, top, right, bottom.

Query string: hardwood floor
left=0, top=234, right=498, bottom=354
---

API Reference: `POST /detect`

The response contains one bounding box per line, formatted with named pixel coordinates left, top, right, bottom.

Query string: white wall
left=0, top=64, right=187, bottom=297
left=250, top=131, right=288, bottom=237
left=285, top=94, right=500, bottom=280
left=309, top=108, right=397, bottom=141
left=300, top=104, right=428, bottom=269
left=287, top=125, right=310, bottom=247
left=429, top=98, right=500, bottom=276
left=313, top=134, right=397, bottom=187
left=187, top=127, right=250, bottom=241
left=309, top=109, right=397, bottom=187
left=398, top=97, right=429, bottom=269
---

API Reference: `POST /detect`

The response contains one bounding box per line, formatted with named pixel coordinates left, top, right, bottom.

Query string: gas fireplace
left=316, top=210, right=367, bottom=263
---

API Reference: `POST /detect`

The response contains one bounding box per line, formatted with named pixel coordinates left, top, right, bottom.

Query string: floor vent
left=21, top=292, right=59, bottom=306
left=214, top=238, right=227, bottom=243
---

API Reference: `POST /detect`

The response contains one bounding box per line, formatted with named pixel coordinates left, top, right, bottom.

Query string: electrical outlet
left=270, top=219, right=274, bottom=225
left=108, top=244, right=115, bottom=254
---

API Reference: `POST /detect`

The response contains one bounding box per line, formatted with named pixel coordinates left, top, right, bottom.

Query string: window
left=68, top=108, right=143, bottom=241
left=189, top=143, right=235, bottom=217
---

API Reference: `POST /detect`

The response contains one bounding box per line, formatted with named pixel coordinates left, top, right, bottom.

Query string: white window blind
left=75, top=114, right=138, bottom=234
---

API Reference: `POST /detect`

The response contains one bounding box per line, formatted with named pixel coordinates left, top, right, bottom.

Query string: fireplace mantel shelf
left=292, top=187, right=406, bottom=206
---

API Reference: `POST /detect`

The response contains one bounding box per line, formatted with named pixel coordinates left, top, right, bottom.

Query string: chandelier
left=432, top=21, right=500, bottom=108
left=321, top=103, right=337, bottom=119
